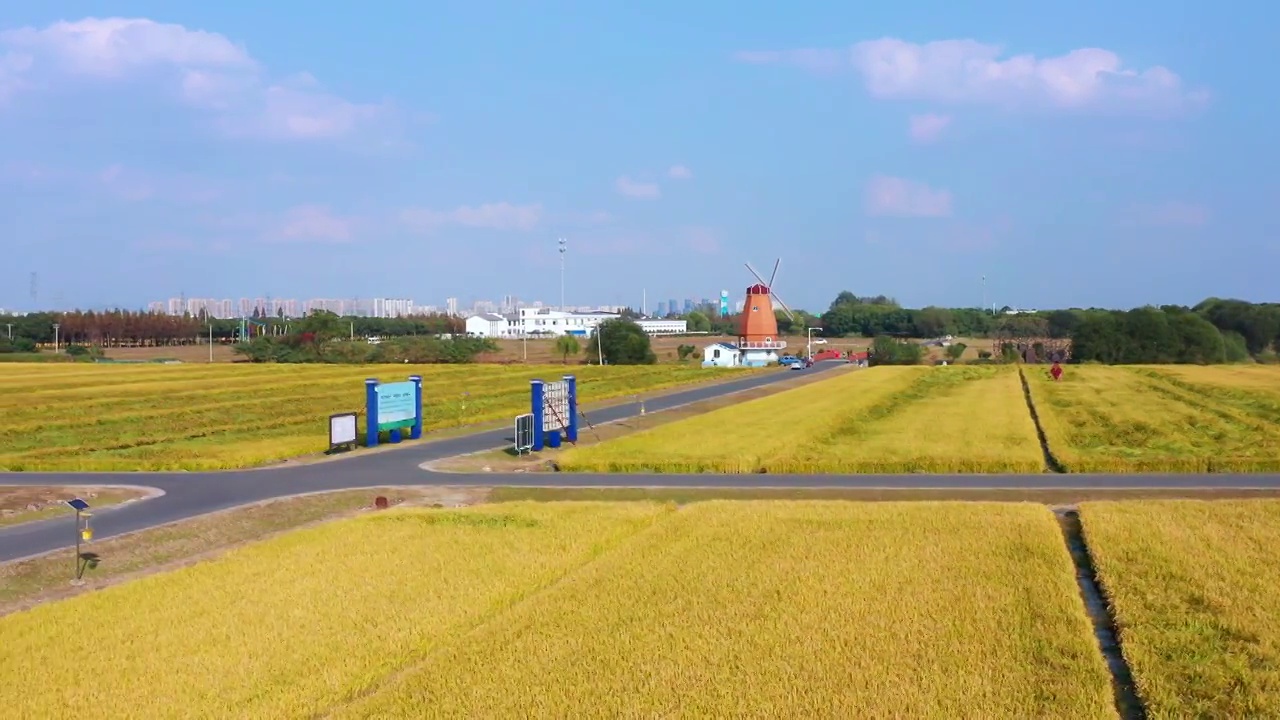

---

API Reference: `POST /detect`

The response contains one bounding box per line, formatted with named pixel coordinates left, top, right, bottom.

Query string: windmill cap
left=746, top=283, right=771, bottom=294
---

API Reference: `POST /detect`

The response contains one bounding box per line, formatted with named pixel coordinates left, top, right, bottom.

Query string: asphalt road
left=3, top=358, right=1280, bottom=563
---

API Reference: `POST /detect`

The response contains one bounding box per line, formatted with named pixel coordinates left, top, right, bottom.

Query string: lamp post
left=558, top=238, right=567, bottom=312
left=4, top=323, right=11, bottom=340
left=52, top=322, right=60, bottom=353
left=208, top=322, right=214, bottom=363
left=982, top=275, right=987, bottom=314
left=806, top=327, right=818, bottom=359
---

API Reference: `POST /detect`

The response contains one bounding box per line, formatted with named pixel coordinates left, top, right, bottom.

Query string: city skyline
left=129, top=292, right=731, bottom=321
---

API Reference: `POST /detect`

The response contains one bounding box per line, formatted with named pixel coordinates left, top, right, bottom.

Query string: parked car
left=778, top=355, right=800, bottom=365
left=812, top=338, right=827, bottom=345
left=790, top=361, right=806, bottom=370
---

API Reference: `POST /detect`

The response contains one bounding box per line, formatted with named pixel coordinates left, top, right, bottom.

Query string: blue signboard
left=375, top=381, right=417, bottom=431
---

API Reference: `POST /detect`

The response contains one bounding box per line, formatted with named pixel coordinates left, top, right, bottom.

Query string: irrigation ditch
left=1017, top=366, right=1066, bottom=473
left=1055, top=507, right=1147, bottom=719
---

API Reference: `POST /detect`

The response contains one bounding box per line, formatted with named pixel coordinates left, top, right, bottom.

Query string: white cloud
left=1129, top=201, right=1210, bottom=227
left=908, top=113, right=951, bottom=143
left=615, top=175, right=660, bottom=199
left=668, top=164, right=693, bottom=180
left=272, top=204, right=355, bottom=243
left=400, top=202, right=544, bottom=232
left=735, top=38, right=1207, bottom=114
left=865, top=175, right=953, bottom=218
left=0, top=17, right=395, bottom=140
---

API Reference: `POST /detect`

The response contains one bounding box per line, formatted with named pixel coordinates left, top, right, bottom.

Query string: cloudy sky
left=1, top=2, right=1274, bottom=313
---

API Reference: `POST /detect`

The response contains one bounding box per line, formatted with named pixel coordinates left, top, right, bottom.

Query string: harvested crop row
left=558, top=365, right=1045, bottom=473
left=1080, top=500, right=1280, bottom=717
left=0, top=364, right=755, bottom=470
left=1028, top=366, right=1280, bottom=472
left=333, top=501, right=1114, bottom=718
left=0, top=502, right=672, bottom=718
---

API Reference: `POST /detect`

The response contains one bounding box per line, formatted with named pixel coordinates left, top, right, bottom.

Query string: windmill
left=737, top=259, right=793, bottom=355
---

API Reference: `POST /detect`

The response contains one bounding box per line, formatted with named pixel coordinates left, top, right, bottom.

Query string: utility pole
left=4, top=323, right=11, bottom=340
left=558, top=238, right=567, bottom=312
left=982, top=275, right=986, bottom=314
left=208, top=322, right=213, bottom=363
left=53, top=322, right=60, bottom=353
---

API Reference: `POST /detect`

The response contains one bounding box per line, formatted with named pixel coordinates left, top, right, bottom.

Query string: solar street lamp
left=66, top=497, right=98, bottom=583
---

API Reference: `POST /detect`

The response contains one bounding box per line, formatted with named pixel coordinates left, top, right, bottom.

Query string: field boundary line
left=1018, top=366, right=1066, bottom=473
left=313, top=504, right=686, bottom=719
left=1054, top=507, right=1148, bottom=719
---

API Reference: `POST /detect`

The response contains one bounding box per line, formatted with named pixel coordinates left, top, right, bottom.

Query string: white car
left=812, top=338, right=827, bottom=345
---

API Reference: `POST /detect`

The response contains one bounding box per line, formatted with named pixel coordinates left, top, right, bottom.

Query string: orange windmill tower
left=737, top=259, right=796, bottom=366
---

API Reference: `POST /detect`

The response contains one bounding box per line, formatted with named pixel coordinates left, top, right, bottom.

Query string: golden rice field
left=1081, top=500, right=1280, bottom=717
left=1028, top=365, right=1280, bottom=472
left=0, top=501, right=1115, bottom=718
left=0, top=363, right=755, bottom=471
left=558, top=364, right=1046, bottom=473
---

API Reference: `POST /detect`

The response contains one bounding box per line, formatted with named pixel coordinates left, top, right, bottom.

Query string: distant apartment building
left=446, top=297, right=459, bottom=316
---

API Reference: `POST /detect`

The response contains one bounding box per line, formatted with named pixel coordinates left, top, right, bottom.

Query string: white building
left=464, top=309, right=688, bottom=338
left=702, top=342, right=742, bottom=368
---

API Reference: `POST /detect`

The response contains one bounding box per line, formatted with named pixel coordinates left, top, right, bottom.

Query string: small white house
left=465, top=313, right=514, bottom=338
left=702, top=342, right=742, bottom=368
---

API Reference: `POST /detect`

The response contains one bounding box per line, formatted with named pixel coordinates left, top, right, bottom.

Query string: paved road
left=4, top=358, right=1280, bottom=563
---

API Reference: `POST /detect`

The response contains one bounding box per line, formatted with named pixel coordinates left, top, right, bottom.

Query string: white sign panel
left=329, top=412, right=358, bottom=446
left=542, top=380, right=569, bottom=431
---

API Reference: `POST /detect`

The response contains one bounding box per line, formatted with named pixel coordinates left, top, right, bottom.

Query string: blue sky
left=1, top=2, right=1274, bottom=314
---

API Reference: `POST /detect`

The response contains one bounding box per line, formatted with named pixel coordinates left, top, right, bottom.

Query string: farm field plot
left=0, top=502, right=668, bottom=718
left=558, top=364, right=1045, bottom=473
left=0, top=363, right=755, bottom=471
left=1028, top=365, right=1280, bottom=472
left=0, top=501, right=1114, bottom=719
left=1081, top=500, right=1280, bottom=717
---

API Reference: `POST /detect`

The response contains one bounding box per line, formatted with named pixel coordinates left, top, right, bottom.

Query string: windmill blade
left=744, top=262, right=768, bottom=286
left=768, top=258, right=780, bottom=287
left=772, top=292, right=797, bottom=321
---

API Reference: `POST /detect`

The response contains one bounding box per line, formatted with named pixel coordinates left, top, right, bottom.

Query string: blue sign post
left=364, top=375, right=423, bottom=448
left=529, top=374, right=578, bottom=452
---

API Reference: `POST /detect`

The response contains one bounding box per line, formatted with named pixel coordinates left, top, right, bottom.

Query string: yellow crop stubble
left=1028, top=365, right=1280, bottom=472
left=1080, top=500, right=1280, bottom=717
left=0, top=502, right=671, bottom=718
left=0, top=363, right=752, bottom=471
left=334, top=501, right=1115, bottom=719
left=559, top=364, right=1044, bottom=473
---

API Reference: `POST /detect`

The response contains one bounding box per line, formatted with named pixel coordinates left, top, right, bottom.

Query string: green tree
left=554, top=334, right=581, bottom=364
left=587, top=319, right=656, bottom=365
left=684, top=310, right=711, bottom=333
left=944, top=343, right=966, bottom=362
left=677, top=344, right=697, bottom=361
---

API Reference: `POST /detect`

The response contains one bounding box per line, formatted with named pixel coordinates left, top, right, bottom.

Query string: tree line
left=0, top=309, right=464, bottom=350
left=812, top=293, right=1280, bottom=364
